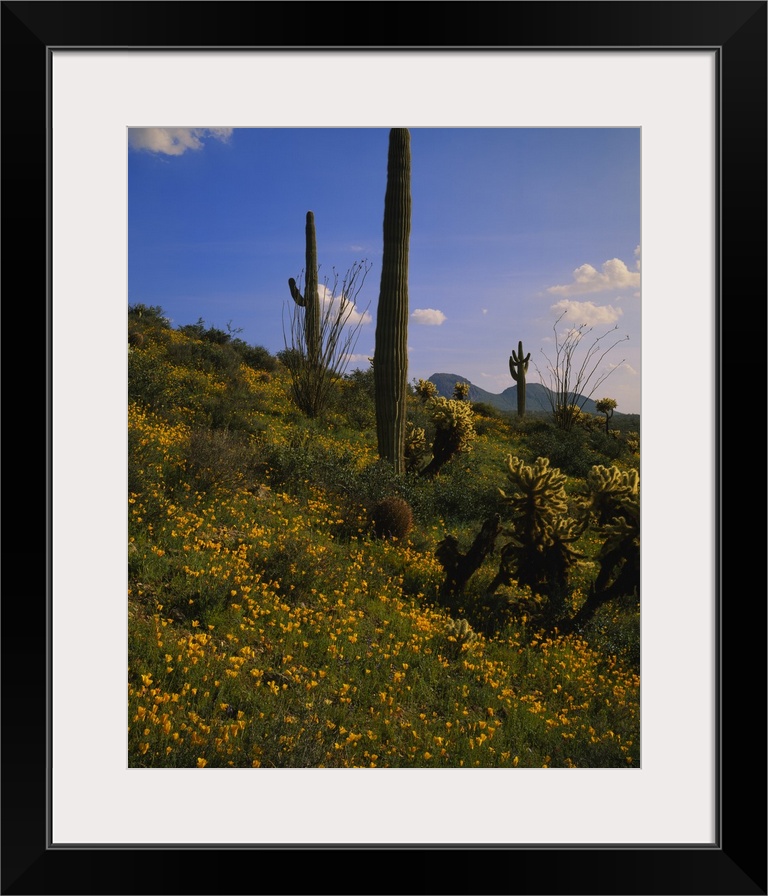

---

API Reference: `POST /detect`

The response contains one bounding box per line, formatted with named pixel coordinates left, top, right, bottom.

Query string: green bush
left=335, top=366, right=376, bottom=430
left=230, top=340, right=278, bottom=372
left=128, top=349, right=174, bottom=412
left=262, top=428, right=361, bottom=499
left=523, top=426, right=602, bottom=477
left=408, top=455, right=502, bottom=525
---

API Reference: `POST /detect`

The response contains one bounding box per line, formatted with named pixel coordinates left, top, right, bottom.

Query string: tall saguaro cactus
left=288, top=210, right=320, bottom=369
left=509, top=340, right=531, bottom=417
left=374, top=128, right=411, bottom=474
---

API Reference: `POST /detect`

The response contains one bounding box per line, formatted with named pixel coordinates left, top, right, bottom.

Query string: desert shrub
left=198, top=378, right=268, bottom=434
left=370, top=496, right=414, bottom=540
left=584, top=429, right=628, bottom=464
left=471, top=403, right=514, bottom=438
left=177, top=318, right=233, bottom=345
left=347, top=458, right=407, bottom=508
left=523, top=426, right=602, bottom=477
left=407, top=451, right=503, bottom=526
left=262, top=428, right=362, bottom=499
left=128, top=349, right=174, bottom=412
left=512, top=414, right=551, bottom=433
left=128, top=303, right=171, bottom=331
left=230, top=340, right=278, bottom=373
left=578, top=600, right=640, bottom=673
left=183, top=428, right=264, bottom=493
left=470, top=402, right=501, bottom=420
left=322, top=366, right=376, bottom=430
left=166, top=336, right=240, bottom=376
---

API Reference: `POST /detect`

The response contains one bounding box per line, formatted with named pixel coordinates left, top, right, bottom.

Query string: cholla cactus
left=585, top=465, right=639, bottom=525
left=499, top=456, right=569, bottom=546
left=427, top=396, right=476, bottom=451
left=420, top=396, right=477, bottom=477
left=453, top=381, right=470, bottom=401
left=444, top=616, right=478, bottom=656
left=595, top=397, right=618, bottom=434
left=404, top=421, right=428, bottom=472
left=415, top=378, right=438, bottom=402
left=497, top=456, right=586, bottom=618
left=569, top=487, right=639, bottom=630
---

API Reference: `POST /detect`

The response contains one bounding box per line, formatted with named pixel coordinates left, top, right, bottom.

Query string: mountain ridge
left=427, top=373, right=626, bottom=417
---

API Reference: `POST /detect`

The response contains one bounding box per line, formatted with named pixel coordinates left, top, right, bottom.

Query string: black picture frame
left=3, top=2, right=765, bottom=894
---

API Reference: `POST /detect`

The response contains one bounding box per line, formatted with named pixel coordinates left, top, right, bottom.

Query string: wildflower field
left=128, top=307, right=640, bottom=769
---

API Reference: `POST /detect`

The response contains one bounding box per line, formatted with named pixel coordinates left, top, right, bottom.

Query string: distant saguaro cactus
left=288, top=211, right=320, bottom=369
left=374, top=128, right=411, bottom=475
left=509, top=340, right=531, bottom=417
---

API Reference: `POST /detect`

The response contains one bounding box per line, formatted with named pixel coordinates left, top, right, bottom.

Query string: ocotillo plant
left=509, top=340, right=531, bottom=417
left=374, top=128, right=411, bottom=474
left=288, top=211, right=320, bottom=369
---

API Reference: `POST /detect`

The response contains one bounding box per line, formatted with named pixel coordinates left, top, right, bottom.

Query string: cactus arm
left=287, top=277, right=306, bottom=307
left=374, top=128, right=412, bottom=474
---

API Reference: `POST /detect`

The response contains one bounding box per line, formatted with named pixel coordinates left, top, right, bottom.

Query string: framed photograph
left=5, top=2, right=765, bottom=893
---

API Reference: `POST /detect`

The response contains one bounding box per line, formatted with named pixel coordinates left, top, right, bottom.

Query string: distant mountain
left=427, top=373, right=608, bottom=416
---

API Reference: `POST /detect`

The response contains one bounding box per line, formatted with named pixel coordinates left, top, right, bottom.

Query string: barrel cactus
left=370, top=496, right=414, bottom=540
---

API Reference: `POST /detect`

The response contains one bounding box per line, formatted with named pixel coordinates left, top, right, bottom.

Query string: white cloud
left=608, top=361, right=639, bottom=376
left=547, top=257, right=640, bottom=297
left=342, top=353, right=374, bottom=369
left=411, top=308, right=446, bottom=326
left=550, top=299, right=623, bottom=327
left=128, top=127, right=233, bottom=156
left=634, top=244, right=641, bottom=271
left=319, top=285, right=372, bottom=326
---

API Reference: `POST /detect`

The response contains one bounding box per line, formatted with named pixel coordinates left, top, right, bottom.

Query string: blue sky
left=129, top=127, right=641, bottom=413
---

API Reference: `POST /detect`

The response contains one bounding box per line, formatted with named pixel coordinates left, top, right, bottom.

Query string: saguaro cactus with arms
left=288, top=211, right=320, bottom=370
left=509, top=340, right=531, bottom=417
